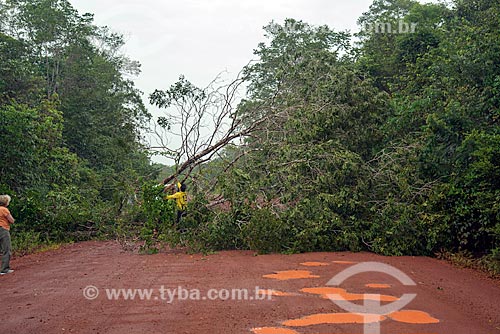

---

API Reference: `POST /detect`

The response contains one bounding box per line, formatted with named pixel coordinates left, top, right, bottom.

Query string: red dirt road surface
left=2, top=241, right=500, bottom=334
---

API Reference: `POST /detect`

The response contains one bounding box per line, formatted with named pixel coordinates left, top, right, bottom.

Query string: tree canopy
left=0, top=0, right=155, bottom=246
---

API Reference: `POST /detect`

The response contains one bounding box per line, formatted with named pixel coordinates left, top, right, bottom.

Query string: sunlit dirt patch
left=282, top=313, right=385, bottom=327
left=301, top=287, right=398, bottom=302
left=258, top=289, right=295, bottom=297
left=388, top=310, right=440, bottom=324
left=251, top=327, right=300, bottom=334
left=365, top=283, right=391, bottom=289
left=300, top=262, right=330, bottom=267
left=263, top=270, right=320, bottom=280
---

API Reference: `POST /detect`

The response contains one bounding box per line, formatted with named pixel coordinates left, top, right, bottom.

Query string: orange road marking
left=283, top=313, right=385, bottom=326
left=258, top=289, right=295, bottom=297
left=263, top=270, right=320, bottom=280
left=365, top=283, right=392, bottom=289
left=251, top=327, right=300, bottom=334
left=332, top=260, right=357, bottom=264
left=300, top=262, right=330, bottom=267
left=388, top=310, right=440, bottom=324
left=301, top=287, right=398, bottom=302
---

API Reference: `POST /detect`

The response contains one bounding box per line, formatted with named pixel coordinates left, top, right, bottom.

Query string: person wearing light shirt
left=0, top=194, right=15, bottom=275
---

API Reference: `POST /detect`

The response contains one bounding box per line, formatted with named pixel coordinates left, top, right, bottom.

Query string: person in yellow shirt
left=0, top=194, right=15, bottom=275
left=165, top=182, right=187, bottom=225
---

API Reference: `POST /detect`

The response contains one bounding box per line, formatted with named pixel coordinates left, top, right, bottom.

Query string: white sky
left=71, top=0, right=374, bottom=88
left=69, top=0, right=436, bottom=164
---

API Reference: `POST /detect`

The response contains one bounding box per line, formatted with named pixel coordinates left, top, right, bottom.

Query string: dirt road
left=1, top=241, right=499, bottom=333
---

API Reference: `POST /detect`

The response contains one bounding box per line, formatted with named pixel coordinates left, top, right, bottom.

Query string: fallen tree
left=147, top=70, right=289, bottom=186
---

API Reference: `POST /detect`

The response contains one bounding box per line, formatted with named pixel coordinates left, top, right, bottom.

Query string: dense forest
left=0, top=0, right=157, bottom=252
left=1, top=0, right=498, bottom=272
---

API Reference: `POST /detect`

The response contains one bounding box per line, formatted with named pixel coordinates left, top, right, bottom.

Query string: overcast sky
left=69, top=0, right=434, bottom=163
left=70, top=0, right=376, bottom=89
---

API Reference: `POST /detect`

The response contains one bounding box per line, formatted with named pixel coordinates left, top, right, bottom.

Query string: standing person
left=165, top=182, right=188, bottom=226
left=0, top=194, right=15, bottom=275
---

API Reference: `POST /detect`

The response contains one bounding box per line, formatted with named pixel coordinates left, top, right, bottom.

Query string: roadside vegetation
left=1, top=0, right=498, bottom=275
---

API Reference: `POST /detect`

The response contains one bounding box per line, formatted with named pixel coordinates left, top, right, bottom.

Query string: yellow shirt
left=0, top=206, right=12, bottom=231
left=166, top=191, right=187, bottom=210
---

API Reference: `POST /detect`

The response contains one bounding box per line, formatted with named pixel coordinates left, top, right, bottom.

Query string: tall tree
left=0, top=0, right=155, bottom=244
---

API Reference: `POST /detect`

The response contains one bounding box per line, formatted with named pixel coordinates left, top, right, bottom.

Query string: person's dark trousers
left=0, top=227, right=12, bottom=273
left=176, top=210, right=186, bottom=225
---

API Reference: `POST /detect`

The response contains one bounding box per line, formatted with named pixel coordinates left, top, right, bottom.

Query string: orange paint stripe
left=388, top=310, right=440, bottom=324
left=301, top=287, right=398, bottom=302
left=263, top=270, right=320, bottom=280
left=251, top=327, right=300, bottom=334
left=332, top=260, right=357, bottom=264
left=301, top=287, right=345, bottom=297
left=283, top=313, right=385, bottom=327
left=365, top=283, right=392, bottom=289
left=258, top=289, right=294, bottom=297
left=300, top=261, right=329, bottom=267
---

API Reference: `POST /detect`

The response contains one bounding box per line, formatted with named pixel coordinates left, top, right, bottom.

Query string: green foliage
left=10, top=230, right=44, bottom=256
left=0, top=0, right=156, bottom=253
left=243, top=208, right=291, bottom=254
left=245, top=19, right=351, bottom=100
left=424, top=131, right=500, bottom=253
left=356, top=0, right=450, bottom=92
left=0, top=33, right=43, bottom=103
left=190, top=210, right=246, bottom=252
left=182, top=2, right=499, bottom=259
left=138, top=182, right=176, bottom=253
left=363, top=0, right=499, bottom=257
left=285, top=200, right=364, bottom=253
